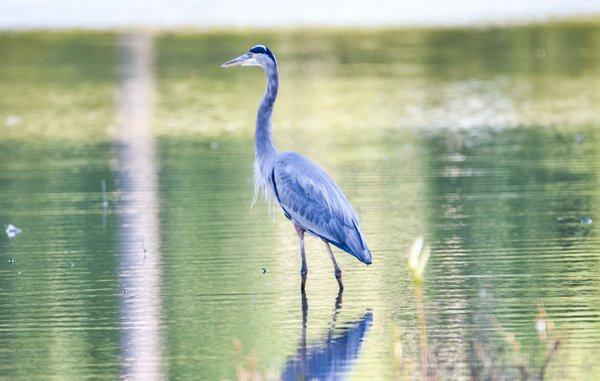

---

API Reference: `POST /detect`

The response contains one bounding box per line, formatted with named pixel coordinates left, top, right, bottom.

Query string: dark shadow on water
left=281, top=290, right=373, bottom=380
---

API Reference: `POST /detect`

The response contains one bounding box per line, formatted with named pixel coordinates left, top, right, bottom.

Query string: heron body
left=222, top=45, right=372, bottom=289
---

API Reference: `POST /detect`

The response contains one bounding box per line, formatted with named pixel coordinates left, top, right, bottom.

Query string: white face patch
left=241, top=57, right=259, bottom=67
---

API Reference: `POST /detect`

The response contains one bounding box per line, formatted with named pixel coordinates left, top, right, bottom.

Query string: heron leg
left=295, top=224, right=307, bottom=290
left=324, top=241, right=343, bottom=290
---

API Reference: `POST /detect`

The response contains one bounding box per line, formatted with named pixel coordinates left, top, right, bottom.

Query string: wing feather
left=271, top=152, right=372, bottom=264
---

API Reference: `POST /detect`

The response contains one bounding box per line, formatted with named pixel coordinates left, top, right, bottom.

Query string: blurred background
left=3, top=0, right=600, bottom=28
left=1, top=1, right=600, bottom=380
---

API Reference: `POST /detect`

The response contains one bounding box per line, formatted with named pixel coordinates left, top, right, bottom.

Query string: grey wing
left=271, top=152, right=372, bottom=265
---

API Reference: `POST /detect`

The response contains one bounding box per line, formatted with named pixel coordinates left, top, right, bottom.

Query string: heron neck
left=256, top=62, right=278, bottom=170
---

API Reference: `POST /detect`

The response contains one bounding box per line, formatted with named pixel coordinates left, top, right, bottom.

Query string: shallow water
left=1, top=25, right=600, bottom=379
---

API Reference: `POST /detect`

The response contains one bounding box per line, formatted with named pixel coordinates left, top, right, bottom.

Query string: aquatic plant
left=397, top=238, right=564, bottom=380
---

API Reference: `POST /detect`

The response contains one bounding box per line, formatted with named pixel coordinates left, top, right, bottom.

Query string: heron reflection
left=281, top=291, right=373, bottom=380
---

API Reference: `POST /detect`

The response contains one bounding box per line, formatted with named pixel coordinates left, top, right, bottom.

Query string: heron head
left=221, top=45, right=277, bottom=69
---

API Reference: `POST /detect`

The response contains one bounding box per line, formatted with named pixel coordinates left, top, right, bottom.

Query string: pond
left=1, top=24, right=599, bottom=379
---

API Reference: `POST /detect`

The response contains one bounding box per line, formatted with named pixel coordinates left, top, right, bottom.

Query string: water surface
left=1, top=25, right=600, bottom=379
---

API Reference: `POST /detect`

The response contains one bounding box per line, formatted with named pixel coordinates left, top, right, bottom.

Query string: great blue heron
left=222, top=45, right=372, bottom=290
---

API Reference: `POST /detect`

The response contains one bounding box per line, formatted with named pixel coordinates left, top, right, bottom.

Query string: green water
left=1, top=24, right=600, bottom=379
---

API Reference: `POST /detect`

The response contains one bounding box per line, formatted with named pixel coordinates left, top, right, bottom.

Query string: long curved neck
left=255, top=61, right=278, bottom=168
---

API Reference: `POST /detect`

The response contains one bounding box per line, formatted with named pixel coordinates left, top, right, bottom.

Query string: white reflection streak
left=117, top=32, right=163, bottom=380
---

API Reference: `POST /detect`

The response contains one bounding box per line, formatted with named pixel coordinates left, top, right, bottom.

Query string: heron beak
left=221, top=52, right=255, bottom=68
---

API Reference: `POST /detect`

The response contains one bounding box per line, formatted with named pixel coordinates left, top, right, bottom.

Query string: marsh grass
left=396, top=237, right=565, bottom=380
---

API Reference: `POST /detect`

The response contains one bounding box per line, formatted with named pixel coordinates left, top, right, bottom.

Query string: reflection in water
left=281, top=291, right=373, bottom=380
left=117, top=32, right=164, bottom=380
left=1, top=27, right=600, bottom=379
